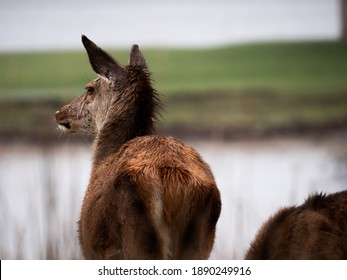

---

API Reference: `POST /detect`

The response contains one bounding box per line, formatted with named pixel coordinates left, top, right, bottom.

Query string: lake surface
left=1, top=133, right=347, bottom=259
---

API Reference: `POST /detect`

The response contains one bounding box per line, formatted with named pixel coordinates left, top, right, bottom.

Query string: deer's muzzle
left=55, top=110, right=71, bottom=131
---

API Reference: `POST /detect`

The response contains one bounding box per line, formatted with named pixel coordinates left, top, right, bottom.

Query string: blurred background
left=1, top=0, right=347, bottom=259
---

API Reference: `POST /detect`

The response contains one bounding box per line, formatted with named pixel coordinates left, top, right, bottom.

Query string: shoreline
left=1, top=121, right=347, bottom=145
left=1, top=98, right=347, bottom=145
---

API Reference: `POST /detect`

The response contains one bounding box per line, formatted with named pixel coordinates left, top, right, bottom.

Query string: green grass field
left=1, top=41, right=347, bottom=139
left=1, top=41, right=347, bottom=95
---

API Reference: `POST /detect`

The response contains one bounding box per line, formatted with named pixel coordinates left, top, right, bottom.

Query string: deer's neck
left=91, top=68, right=161, bottom=167
left=92, top=98, right=158, bottom=167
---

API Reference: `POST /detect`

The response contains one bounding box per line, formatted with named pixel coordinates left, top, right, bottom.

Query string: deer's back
left=80, top=135, right=221, bottom=259
left=245, top=190, right=347, bottom=260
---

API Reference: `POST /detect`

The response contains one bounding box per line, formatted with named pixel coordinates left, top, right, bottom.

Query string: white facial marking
left=58, top=124, right=70, bottom=132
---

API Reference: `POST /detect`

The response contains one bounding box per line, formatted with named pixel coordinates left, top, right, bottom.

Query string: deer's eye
left=85, top=87, right=94, bottom=95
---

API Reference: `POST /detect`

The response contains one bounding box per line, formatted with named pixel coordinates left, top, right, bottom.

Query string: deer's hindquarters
left=79, top=173, right=164, bottom=259
left=78, top=136, right=221, bottom=260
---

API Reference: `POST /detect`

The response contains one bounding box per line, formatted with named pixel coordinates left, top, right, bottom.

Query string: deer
left=54, top=35, right=221, bottom=260
left=245, top=190, right=347, bottom=259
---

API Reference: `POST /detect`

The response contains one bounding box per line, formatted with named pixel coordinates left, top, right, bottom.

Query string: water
left=0, top=0, right=340, bottom=51
left=1, top=133, right=346, bottom=259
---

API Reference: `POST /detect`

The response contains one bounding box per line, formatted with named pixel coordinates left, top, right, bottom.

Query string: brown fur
left=245, top=190, right=347, bottom=260
left=54, top=35, right=221, bottom=259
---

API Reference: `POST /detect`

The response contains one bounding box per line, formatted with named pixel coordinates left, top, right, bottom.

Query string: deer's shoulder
left=96, top=135, right=214, bottom=186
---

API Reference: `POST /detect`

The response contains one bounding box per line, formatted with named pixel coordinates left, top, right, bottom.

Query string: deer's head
left=55, top=35, right=156, bottom=136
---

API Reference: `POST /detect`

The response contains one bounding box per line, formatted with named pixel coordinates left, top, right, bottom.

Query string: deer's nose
left=54, top=109, right=66, bottom=123
left=54, top=110, right=62, bottom=121
left=54, top=109, right=71, bottom=130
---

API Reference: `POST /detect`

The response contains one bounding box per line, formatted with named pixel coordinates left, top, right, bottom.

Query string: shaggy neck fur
left=92, top=66, right=162, bottom=166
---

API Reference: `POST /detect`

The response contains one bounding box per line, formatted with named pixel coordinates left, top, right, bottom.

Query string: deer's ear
left=82, top=35, right=123, bottom=79
left=129, top=45, right=147, bottom=69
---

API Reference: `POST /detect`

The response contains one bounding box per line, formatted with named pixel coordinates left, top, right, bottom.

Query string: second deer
left=54, top=35, right=221, bottom=259
left=246, top=190, right=347, bottom=259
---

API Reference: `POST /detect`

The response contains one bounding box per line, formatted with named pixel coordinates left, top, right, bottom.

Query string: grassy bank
left=1, top=41, right=347, bottom=95
left=1, top=41, right=347, bottom=140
